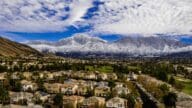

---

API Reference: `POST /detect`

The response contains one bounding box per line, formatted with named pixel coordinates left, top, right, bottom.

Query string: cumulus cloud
left=0, top=0, right=192, bottom=35
left=90, top=0, right=192, bottom=35
left=0, top=0, right=93, bottom=32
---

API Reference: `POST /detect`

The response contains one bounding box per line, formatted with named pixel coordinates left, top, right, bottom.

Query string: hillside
left=0, top=36, right=42, bottom=57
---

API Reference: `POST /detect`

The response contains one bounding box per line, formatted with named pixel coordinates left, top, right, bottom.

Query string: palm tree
left=163, top=92, right=177, bottom=108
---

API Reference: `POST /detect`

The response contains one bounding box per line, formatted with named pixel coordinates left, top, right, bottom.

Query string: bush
left=169, top=76, right=176, bottom=85
left=163, top=92, right=177, bottom=108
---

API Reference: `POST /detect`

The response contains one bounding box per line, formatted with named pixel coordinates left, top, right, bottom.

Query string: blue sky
left=0, top=0, right=191, bottom=42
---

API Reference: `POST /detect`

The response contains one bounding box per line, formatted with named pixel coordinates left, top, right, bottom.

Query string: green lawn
left=85, top=65, right=113, bottom=73
left=128, top=66, right=140, bottom=70
left=175, top=76, right=192, bottom=95
left=182, top=81, right=192, bottom=95
left=85, top=66, right=95, bottom=71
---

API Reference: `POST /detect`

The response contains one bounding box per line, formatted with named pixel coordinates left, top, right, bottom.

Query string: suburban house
left=106, top=97, right=128, bottom=108
left=97, top=73, right=108, bottom=80
left=107, top=73, right=118, bottom=80
left=97, top=81, right=109, bottom=87
left=77, top=84, right=90, bottom=96
left=39, top=72, right=45, bottom=79
left=11, top=72, right=20, bottom=80
left=63, top=96, right=85, bottom=108
left=23, top=72, right=32, bottom=80
left=127, top=72, right=137, bottom=81
left=72, top=71, right=85, bottom=79
left=85, top=81, right=97, bottom=90
left=46, top=72, right=54, bottom=81
left=44, top=83, right=62, bottom=93
left=85, top=72, right=96, bottom=80
left=64, top=79, right=78, bottom=85
left=60, top=84, right=78, bottom=95
left=113, top=86, right=130, bottom=96
left=94, top=86, right=110, bottom=97
left=76, top=80, right=86, bottom=85
left=52, top=72, right=63, bottom=77
left=115, top=82, right=124, bottom=88
left=9, top=92, right=33, bottom=104
left=20, top=80, right=38, bottom=92
left=0, top=72, right=6, bottom=85
left=34, top=91, right=50, bottom=103
left=80, top=96, right=105, bottom=108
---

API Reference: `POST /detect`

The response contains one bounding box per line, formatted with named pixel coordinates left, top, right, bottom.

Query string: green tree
left=169, top=76, right=176, bottom=85
left=127, top=94, right=136, bottom=108
left=36, top=78, right=46, bottom=92
left=53, top=93, right=63, bottom=108
left=10, top=80, right=22, bottom=92
left=108, top=80, right=116, bottom=88
left=0, top=85, right=9, bottom=105
left=157, top=71, right=168, bottom=82
left=86, top=87, right=94, bottom=97
left=0, top=65, right=7, bottom=72
left=159, top=84, right=170, bottom=94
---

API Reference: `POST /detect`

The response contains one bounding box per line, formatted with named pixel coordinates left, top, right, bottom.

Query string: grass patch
left=85, top=66, right=95, bottom=71
left=175, top=76, right=192, bottom=95
left=85, top=65, right=113, bottom=73
left=128, top=66, right=141, bottom=71
left=97, top=66, right=113, bottom=73
left=182, top=81, right=192, bottom=95
left=128, top=66, right=140, bottom=69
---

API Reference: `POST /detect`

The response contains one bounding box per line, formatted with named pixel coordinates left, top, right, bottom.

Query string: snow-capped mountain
left=26, top=34, right=108, bottom=53
left=25, top=34, right=192, bottom=57
left=56, top=34, right=107, bottom=46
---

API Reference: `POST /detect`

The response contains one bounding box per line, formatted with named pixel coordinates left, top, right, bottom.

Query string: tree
left=157, top=71, right=168, bottom=82
left=159, top=84, right=170, bottom=94
left=169, top=76, right=176, bottom=85
left=36, top=78, right=46, bottom=92
left=0, top=65, right=7, bottom=72
left=53, top=93, right=63, bottom=108
left=108, top=80, right=116, bottom=88
left=0, top=85, right=9, bottom=105
left=86, top=87, right=94, bottom=97
left=127, top=94, right=136, bottom=108
left=163, top=92, right=177, bottom=108
left=177, top=66, right=185, bottom=75
left=9, top=80, right=22, bottom=92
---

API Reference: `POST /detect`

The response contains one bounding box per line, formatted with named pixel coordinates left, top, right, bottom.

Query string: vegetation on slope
left=0, top=37, right=42, bottom=57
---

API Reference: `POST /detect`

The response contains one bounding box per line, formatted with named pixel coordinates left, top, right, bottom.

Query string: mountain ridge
left=25, top=34, right=192, bottom=57
left=0, top=36, right=42, bottom=57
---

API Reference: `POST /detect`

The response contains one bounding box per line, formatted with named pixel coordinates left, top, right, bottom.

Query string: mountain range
left=25, top=34, right=192, bottom=57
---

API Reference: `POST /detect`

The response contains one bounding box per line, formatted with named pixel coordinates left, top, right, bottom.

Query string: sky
left=0, top=0, right=192, bottom=42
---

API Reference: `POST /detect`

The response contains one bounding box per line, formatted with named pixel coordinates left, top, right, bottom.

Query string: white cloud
left=0, top=0, right=93, bottom=33
left=90, top=0, right=192, bottom=35
left=0, top=0, right=192, bottom=35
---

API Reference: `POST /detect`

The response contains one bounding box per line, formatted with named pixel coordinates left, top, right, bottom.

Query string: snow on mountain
left=25, top=34, right=192, bottom=56
left=56, top=34, right=107, bottom=46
